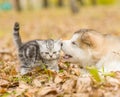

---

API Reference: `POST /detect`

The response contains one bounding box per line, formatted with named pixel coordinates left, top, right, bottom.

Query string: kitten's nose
left=50, top=55, right=52, bottom=58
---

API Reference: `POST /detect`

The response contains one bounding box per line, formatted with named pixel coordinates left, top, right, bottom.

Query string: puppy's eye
left=72, top=42, right=76, bottom=45
left=45, top=52, right=49, bottom=54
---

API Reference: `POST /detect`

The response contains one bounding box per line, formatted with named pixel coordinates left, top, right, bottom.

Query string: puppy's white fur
left=62, top=29, right=120, bottom=73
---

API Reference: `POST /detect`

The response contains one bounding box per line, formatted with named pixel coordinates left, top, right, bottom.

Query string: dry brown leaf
left=59, top=62, right=68, bottom=70
left=10, top=66, right=17, bottom=75
left=62, top=71, right=71, bottom=78
left=24, top=88, right=38, bottom=97
left=37, top=86, right=58, bottom=96
left=32, top=79, right=42, bottom=87
left=0, top=72, right=9, bottom=80
left=24, top=92, right=33, bottom=97
left=54, top=74, right=64, bottom=84
left=14, top=81, right=31, bottom=96
left=43, top=94, right=58, bottom=97
left=106, top=76, right=120, bottom=87
left=115, top=71, right=120, bottom=79
left=76, top=77, right=92, bottom=93
left=2, top=54, right=12, bottom=61
left=0, top=79, right=9, bottom=87
left=72, top=93, right=89, bottom=97
left=104, top=90, right=120, bottom=97
left=89, top=88, right=104, bottom=97
left=0, top=87, right=7, bottom=94
left=63, top=94, right=71, bottom=97
left=62, top=79, right=76, bottom=93
left=71, top=68, right=81, bottom=76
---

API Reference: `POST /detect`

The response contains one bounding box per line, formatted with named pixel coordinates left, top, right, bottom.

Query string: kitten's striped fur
left=13, top=22, right=61, bottom=75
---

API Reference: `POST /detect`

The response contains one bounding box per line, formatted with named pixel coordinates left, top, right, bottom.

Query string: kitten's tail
left=13, top=22, right=22, bottom=48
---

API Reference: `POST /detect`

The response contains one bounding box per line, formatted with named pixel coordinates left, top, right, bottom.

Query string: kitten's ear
left=36, top=41, right=44, bottom=46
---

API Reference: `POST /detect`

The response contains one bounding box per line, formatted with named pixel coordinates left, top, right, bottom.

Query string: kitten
left=38, top=40, right=61, bottom=72
left=13, top=22, right=61, bottom=75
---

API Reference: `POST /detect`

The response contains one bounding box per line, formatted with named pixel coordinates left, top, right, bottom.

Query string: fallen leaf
left=14, top=81, right=31, bottom=96
left=71, top=68, right=81, bottom=76
left=0, top=79, right=9, bottom=87
left=106, top=76, right=120, bottom=87
left=0, top=87, right=7, bottom=94
left=63, top=94, right=71, bottom=97
left=62, top=79, right=76, bottom=93
left=24, top=92, right=34, bottom=97
left=32, top=78, right=42, bottom=87
left=37, top=86, right=58, bottom=96
left=54, top=74, right=64, bottom=84
left=72, top=93, right=89, bottom=97
left=89, top=88, right=104, bottom=97
left=104, top=90, right=120, bottom=97
left=76, top=77, right=92, bottom=93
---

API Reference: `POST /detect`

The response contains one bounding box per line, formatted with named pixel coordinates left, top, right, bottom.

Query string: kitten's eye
left=53, top=52, right=56, bottom=54
left=72, top=42, right=76, bottom=45
left=45, top=52, right=49, bottom=54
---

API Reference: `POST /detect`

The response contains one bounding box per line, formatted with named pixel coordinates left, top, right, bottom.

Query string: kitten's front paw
left=55, top=68, right=59, bottom=73
left=20, top=68, right=31, bottom=75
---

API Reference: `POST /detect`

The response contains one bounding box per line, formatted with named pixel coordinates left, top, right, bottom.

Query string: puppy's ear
left=81, top=31, right=97, bottom=48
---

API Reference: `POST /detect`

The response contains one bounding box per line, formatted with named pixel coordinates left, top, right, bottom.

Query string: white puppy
left=62, top=29, right=120, bottom=73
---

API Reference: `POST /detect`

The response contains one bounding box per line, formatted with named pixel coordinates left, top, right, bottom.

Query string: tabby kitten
left=13, top=22, right=61, bottom=75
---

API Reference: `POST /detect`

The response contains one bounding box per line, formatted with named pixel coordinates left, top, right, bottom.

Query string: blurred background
left=0, top=0, right=120, bottom=49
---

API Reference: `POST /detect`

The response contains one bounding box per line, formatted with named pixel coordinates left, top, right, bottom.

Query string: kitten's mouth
left=63, top=54, right=72, bottom=59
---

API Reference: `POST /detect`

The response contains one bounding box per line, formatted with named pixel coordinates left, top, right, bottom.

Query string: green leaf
left=102, top=65, right=105, bottom=73
left=103, top=72, right=116, bottom=77
left=64, top=62, right=70, bottom=67
left=101, top=66, right=116, bottom=77
left=0, top=92, right=10, bottom=97
left=86, top=66, right=101, bottom=82
left=21, top=76, right=32, bottom=84
left=59, top=69, right=64, bottom=73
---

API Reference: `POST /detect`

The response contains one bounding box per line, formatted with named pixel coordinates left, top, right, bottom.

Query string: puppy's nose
left=61, top=43, right=63, bottom=47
